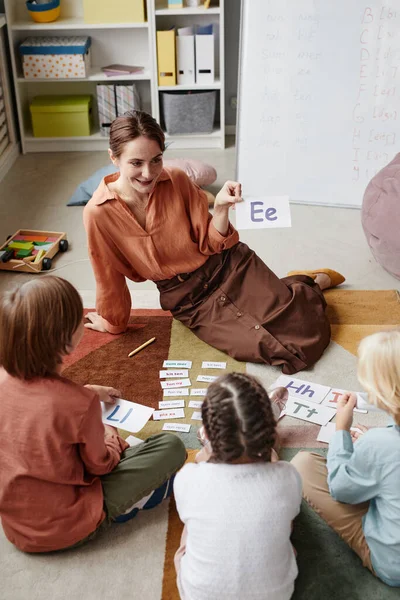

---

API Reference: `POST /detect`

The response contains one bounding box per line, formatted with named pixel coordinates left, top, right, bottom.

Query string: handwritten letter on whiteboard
left=237, top=1, right=400, bottom=207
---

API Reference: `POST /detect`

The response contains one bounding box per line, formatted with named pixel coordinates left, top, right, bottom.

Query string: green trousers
left=67, top=433, right=186, bottom=549
left=101, top=432, right=186, bottom=520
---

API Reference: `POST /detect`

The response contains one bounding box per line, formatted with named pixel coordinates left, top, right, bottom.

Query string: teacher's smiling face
left=109, top=136, right=164, bottom=195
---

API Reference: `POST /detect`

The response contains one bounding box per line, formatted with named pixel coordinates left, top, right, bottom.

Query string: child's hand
left=85, top=312, right=108, bottom=333
left=335, top=392, right=357, bottom=431
left=350, top=423, right=369, bottom=443
left=85, top=384, right=121, bottom=405
left=269, top=386, right=288, bottom=414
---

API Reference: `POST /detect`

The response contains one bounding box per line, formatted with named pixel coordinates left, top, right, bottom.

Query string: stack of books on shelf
left=101, top=64, right=145, bottom=77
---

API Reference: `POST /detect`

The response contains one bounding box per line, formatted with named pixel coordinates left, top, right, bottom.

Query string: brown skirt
left=156, top=242, right=331, bottom=374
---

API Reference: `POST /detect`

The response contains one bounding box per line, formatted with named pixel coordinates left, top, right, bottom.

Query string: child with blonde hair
left=174, top=372, right=301, bottom=600
left=292, top=330, right=400, bottom=587
left=0, top=276, right=185, bottom=553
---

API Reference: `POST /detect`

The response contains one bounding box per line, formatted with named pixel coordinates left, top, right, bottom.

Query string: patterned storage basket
left=19, top=37, right=91, bottom=79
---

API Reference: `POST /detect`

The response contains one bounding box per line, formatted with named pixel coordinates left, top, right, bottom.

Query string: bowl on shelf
left=26, top=0, right=61, bottom=23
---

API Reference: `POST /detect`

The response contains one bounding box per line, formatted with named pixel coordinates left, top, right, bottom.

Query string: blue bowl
left=26, top=0, right=60, bottom=23
left=26, top=0, right=60, bottom=13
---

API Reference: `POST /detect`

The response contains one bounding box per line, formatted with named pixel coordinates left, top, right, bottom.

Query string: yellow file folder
left=157, top=30, right=176, bottom=86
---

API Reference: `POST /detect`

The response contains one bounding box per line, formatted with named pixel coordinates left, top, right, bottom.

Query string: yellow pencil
left=128, top=337, right=156, bottom=358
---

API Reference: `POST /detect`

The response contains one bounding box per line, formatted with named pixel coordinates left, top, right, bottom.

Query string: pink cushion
left=163, top=158, right=217, bottom=187
left=362, top=153, right=400, bottom=280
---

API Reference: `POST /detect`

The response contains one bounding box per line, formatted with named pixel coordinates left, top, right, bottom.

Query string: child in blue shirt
left=292, top=330, right=400, bottom=587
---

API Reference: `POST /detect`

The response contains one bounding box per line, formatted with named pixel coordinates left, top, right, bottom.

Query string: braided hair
left=201, top=373, right=277, bottom=463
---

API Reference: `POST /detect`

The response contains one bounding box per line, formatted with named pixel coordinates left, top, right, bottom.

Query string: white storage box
left=19, top=37, right=91, bottom=80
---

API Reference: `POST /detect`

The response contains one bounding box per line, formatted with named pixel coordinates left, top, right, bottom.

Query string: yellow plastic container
left=26, top=0, right=61, bottom=23
left=30, top=95, right=92, bottom=138
left=83, top=0, right=146, bottom=24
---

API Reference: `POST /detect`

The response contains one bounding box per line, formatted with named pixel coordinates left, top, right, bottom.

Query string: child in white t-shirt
left=174, top=372, right=302, bottom=600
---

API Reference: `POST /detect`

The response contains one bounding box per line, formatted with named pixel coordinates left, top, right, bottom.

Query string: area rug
left=2, top=291, right=396, bottom=600
left=62, top=289, right=400, bottom=600
left=63, top=290, right=400, bottom=446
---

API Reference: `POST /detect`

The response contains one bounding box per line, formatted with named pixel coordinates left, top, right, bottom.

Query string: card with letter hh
left=235, top=196, right=291, bottom=230
left=271, top=375, right=330, bottom=405
left=159, top=370, right=189, bottom=379
left=153, top=408, right=185, bottom=420
left=161, top=378, right=191, bottom=389
left=163, top=423, right=191, bottom=433
left=163, top=360, right=192, bottom=368
left=102, top=398, right=154, bottom=433
left=201, top=361, right=226, bottom=369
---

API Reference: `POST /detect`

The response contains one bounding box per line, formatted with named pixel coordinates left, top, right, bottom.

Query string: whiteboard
left=236, top=0, right=400, bottom=208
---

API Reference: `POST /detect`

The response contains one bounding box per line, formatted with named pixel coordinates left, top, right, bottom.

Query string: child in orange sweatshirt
left=0, top=276, right=185, bottom=552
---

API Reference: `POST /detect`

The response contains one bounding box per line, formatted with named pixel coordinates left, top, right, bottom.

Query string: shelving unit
left=5, top=0, right=155, bottom=152
left=0, top=14, right=19, bottom=180
left=155, top=6, right=221, bottom=15
left=10, top=18, right=150, bottom=31
left=5, top=0, right=225, bottom=152
left=152, top=0, right=224, bottom=149
left=17, top=69, right=152, bottom=83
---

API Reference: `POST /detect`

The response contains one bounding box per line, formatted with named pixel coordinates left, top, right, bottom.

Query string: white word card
left=163, top=360, right=192, bottom=369
left=153, top=408, right=185, bottom=421
left=102, top=398, right=154, bottom=433
left=322, top=388, right=348, bottom=409
left=235, top=196, right=291, bottom=230
left=190, top=388, right=207, bottom=396
left=189, top=400, right=203, bottom=409
left=160, top=378, right=191, bottom=389
left=163, top=423, right=191, bottom=433
left=316, top=422, right=336, bottom=444
left=285, top=397, right=336, bottom=426
left=197, top=375, right=217, bottom=383
left=191, top=411, right=203, bottom=421
left=163, top=388, right=190, bottom=397
left=202, top=361, right=226, bottom=369
left=126, top=435, right=144, bottom=447
left=272, top=375, right=330, bottom=405
left=159, top=369, right=189, bottom=379
left=323, top=389, right=367, bottom=414
left=159, top=400, right=185, bottom=409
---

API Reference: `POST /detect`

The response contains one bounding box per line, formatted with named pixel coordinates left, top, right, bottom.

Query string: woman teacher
left=83, top=111, right=344, bottom=374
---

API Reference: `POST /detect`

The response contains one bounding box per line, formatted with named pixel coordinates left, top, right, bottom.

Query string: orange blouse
left=83, top=168, right=239, bottom=333
left=0, top=369, right=129, bottom=553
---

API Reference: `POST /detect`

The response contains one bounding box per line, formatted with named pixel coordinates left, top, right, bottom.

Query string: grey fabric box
left=161, top=91, right=216, bottom=135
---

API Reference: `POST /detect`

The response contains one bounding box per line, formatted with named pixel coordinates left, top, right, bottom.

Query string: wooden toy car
left=0, top=229, right=68, bottom=273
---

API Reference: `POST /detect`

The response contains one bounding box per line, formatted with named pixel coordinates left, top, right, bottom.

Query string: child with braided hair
left=173, top=372, right=302, bottom=600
